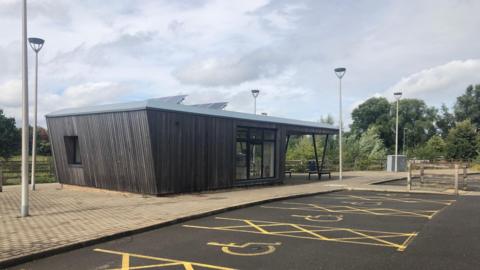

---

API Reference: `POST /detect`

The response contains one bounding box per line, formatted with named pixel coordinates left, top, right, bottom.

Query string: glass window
left=235, top=127, right=276, bottom=180
left=263, top=142, right=275, bottom=178
left=236, top=142, right=247, bottom=180
left=64, top=136, right=82, bottom=165
left=264, top=130, right=276, bottom=140
left=236, top=127, right=248, bottom=139
left=249, top=129, right=263, bottom=140
left=249, top=143, right=262, bottom=179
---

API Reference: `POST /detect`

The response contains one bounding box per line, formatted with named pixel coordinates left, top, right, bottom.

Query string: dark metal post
left=285, top=134, right=291, bottom=154
left=320, top=134, right=329, bottom=172
left=312, top=134, right=320, bottom=180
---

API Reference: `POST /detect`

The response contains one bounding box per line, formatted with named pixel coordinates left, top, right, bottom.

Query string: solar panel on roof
left=149, top=95, right=187, bottom=104
left=191, top=102, right=228, bottom=110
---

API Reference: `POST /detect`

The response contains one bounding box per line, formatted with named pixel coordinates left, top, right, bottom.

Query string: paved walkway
left=0, top=170, right=476, bottom=267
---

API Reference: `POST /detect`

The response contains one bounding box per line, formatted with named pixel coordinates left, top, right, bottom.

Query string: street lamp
left=28, top=37, right=45, bottom=191
left=20, top=0, right=29, bottom=217
left=251, top=89, right=260, bottom=114
left=334, top=67, right=346, bottom=180
left=394, top=91, right=402, bottom=172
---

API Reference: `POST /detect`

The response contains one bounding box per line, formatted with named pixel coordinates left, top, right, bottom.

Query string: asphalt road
left=11, top=190, right=480, bottom=270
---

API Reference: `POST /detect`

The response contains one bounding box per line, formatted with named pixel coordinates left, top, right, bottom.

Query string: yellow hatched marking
left=94, top=248, right=235, bottom=270
left=325, top=195, right=455, bottom=205
left=183, top=217, right=417, bottom=251
left=262, top=202, right=438, bottom=219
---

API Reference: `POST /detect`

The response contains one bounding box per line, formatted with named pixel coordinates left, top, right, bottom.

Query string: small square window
left=64, top=136, right=82, bottom=165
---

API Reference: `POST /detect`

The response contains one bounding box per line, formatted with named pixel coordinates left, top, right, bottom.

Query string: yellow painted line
left=207, top=242, right=281, bottom=256
left=93, top=248, right=236, bottom=270
left=263, top=202, right=437, bottom=219
left=122, top=253, right=129, bottom=270
left=183, top=217, right=418, bottom=251
left=324, top=195, right=455, bottom=206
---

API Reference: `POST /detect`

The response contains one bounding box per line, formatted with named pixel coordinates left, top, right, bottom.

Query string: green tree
left=413, top=135, right=446, bottom=160
left=344, top=127, right=387, bottom=169
left=454, top=84, right=480, bottom=125
left=445, top=120, right=479, bottom=161
left=351, top=97, right=437, bottom=151
left=0, top=110, right=20, bottom=160
left=436, top=104, right=455, bottom=138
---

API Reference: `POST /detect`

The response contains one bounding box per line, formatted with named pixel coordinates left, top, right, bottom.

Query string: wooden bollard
left=454, top=164, right=459, bottom=195
left=407, top=162, right=412, bottom=191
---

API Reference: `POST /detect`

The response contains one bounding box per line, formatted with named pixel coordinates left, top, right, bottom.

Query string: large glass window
left=235, top=127, right=276, bottom=180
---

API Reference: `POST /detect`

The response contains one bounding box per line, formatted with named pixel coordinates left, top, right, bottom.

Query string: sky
left=0, top=0, right=479, bottom=128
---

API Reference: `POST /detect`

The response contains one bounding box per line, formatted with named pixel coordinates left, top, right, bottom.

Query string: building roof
left=46, top=98, right=338, bottom=131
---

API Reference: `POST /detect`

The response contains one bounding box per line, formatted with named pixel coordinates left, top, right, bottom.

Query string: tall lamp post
left=251, top=89, right=260, bottom=114
left=28, top=37, right=45, bottom=191
left=334, top=67, right=346, bottom=180
left=20, top=0, right=29, bottom=217
left=394, top=91, right=402, bottom=172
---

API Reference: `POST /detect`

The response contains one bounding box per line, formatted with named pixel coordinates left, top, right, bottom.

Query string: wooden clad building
left=46, top=97, right=338, bottom=195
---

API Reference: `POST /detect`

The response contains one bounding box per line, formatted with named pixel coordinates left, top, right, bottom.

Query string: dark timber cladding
left=46, top=98, right=338, bottom=195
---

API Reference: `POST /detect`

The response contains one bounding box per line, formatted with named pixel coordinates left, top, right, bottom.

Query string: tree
left=351, top=97, right=437, bottom=151
left=319, top=115, right=335, bottom=125
left=454, top=84, right=480, bottom=125
left=436, top=104, right=455, bottom=138
left=344, top=127, right=387, bottom=169
left=445, top=120, right=479, bottom=161
left=413, top=135, right=446, bottom=160
left=0, top=110, right=20, bottom=160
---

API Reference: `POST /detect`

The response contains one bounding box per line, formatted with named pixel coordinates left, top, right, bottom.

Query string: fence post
left=407, top=161, right=412, bottom=191
left=420, top=164, right=424, bottom=184
left=463, top=164, right=468, bottom=190
left=0, top=162, right=3, bottom=192
left=454, top=164, right=459, bottom=195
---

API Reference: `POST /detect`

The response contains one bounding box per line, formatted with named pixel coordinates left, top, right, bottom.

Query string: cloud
left=0, top=80, right=131, bottom=127
left=173, top=47, right=290, bottom=86
left=386, top=59, right=480, bottom=106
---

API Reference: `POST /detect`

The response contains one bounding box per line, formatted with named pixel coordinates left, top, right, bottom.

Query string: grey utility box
left=386, top=155, right=407, bottom=172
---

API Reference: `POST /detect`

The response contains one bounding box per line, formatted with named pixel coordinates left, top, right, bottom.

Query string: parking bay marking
left=93, top=248, right=236, bottom=270
left=322, top=194, right=455, bottom=206
left=207, top=242, right=281, bottom=256
left=262, top=202, right=440, bottom=219
left=183, top=217, right=418, bottom=251
left=291, top=214, right=343, bottom=222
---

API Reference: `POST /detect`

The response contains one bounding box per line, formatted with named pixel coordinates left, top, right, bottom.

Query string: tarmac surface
left=10, top=190, right=480, bottom=270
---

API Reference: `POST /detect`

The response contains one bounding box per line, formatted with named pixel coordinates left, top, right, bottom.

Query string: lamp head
left=394, top=91, right=402, bottom=100
left=334, top=67, right=346, bottom=79
left=251, top=89, right=260, bottom=98
left=28, top=37, right=45, bottom=53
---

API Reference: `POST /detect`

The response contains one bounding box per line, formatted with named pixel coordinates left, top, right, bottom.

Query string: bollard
left=407, top=162, right=412, bottom=191
left=463, top=165, right=468, bottom=191
left=454, top=164, right=459, bottom=195
left=420, top=164, right=424, bottom=184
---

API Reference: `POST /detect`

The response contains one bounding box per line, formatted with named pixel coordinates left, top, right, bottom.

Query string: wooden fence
left=0, top=159, right=56, bottom=187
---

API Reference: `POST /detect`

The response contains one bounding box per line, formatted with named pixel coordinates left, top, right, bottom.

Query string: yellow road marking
left=94, top=248, right=236, bottom=270
left=183, top=217, right=417, bottom=251
left=324, top=194, right=455, bottom=205
left=207, top=242, right=281, bottom=256
left=291, top=214, right=343, bottom=222
left=262, top=202, right=438, bottom=219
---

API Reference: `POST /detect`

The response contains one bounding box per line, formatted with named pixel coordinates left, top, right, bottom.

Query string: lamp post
left=394, top=91, right=402, bottom=172
left=28, top=37, right=45, bottom=191
left=251, top=89, right=260, bottom=114
left=20, top=0, right=29, bottom=217
left=334, top=67, right=346, bottom=180
left=403, top=128, right=408, bottom=156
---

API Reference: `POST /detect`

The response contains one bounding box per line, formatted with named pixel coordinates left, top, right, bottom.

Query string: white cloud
left=386, top=59, right=480, bottom=106
left=0, top=80, right=130, bottom=127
